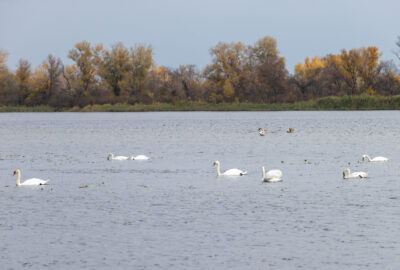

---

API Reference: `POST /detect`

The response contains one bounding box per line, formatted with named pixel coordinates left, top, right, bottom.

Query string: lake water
left=0, top=111, right=400, bottom=269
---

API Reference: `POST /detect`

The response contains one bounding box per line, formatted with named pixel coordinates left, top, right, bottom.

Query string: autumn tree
left=43, top=54, right=63, bottom=102
left=294, top=46, right=383, bottom=98
left=15, top=59, right=31, bottom=104
left=25, top=64, right=48, bottom=105
left=204, top=42, right=247, bottom=102
left=119, top=45, right=153, bottom=102
left=68, top=41, right=97, bottom=93
left=294, top=56, right=326, bottom=98
left=94, top=42, right=130, bottom=96
left=247, top=36, right=288, bottom=102
left=0, top=50, right=18, bottom=105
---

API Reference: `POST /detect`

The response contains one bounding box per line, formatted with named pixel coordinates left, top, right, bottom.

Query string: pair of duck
left=258, top=128, right=294, bottom=136
left=213, top=160, right=282, bottom=182
left=343, top=154, right=388, bottom=179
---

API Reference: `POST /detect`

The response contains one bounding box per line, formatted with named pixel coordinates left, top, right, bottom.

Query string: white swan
left=107, top=153, right=130, bottom=160
left=262, top=166, right=283, bottom=182
left=13, top=169, right=48, bottom=186
left=286, top=128, right=294, bottom=133
left=343, top=168, right=368, bottom=179
left=362, top=154, right=388, bottom=162
left=131, top=155, right=149, bottom=160
left=213, top=161, right=247, bottom=176
left=258, top=128, right=267, bottom=136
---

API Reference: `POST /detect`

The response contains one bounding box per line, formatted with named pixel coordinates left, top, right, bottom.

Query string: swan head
left=213, top=161, right=220, bottom=166
left=361, top=155, right=368, bottom=161
left=107, top=153, right=113, bottom=160
left=13, top=169, right=20, bottom=176
left=343, top=168, right=350, bottom=178
left=258, top=128, right=263, bottom=132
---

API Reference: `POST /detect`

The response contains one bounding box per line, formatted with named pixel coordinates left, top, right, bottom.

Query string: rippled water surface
left=1, top=111, right=400, bottom=269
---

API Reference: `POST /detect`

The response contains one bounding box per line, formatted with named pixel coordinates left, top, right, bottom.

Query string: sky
left=1, top=0, right=400, bottom=73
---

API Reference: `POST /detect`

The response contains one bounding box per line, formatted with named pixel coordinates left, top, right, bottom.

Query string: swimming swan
left=343, top=168, right=368, bottom=179
left=286, top=128, right=294, bottom=133
left=131, top=155, right=149, bottom=160
left=262, top=166, right=283, bottom=182
left=258, top=128, right=267, bottom=136
left=107, top=153, right=130, bottom=160
left=213, top=161, right=247, bottom=176
left=13, top=169, right=48, bottom=186
left=362, top=155, right=388, bottom=162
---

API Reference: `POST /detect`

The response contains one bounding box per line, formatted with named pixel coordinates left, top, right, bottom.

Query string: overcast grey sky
left=1, top=0, right=399, bottom=73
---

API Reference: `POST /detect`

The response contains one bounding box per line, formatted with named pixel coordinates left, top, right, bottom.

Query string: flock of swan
left=11, top=129, right=389, bottom=186
left=213, top=154, right=388, bottom=182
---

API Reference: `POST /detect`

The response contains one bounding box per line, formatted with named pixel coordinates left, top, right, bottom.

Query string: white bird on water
left=261, top=167, right=283, bottom=182
left=131, top=155, right=149, bottom=160
left=343, top=168, right=368, bottom=179
left=13, top=169, right=48, bottom=186
left=213, top=161, right=247, bottom=176
left=362, top=154, right=388, bottom=162
left=107, top=153, right=130, bottom=160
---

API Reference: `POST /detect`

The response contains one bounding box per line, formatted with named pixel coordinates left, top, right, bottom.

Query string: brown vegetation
left=1, top=36, right=400, bottom=108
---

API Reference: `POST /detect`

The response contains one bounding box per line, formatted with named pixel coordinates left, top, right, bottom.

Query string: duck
left=213, top=161, right=247, bottom=176
left=131, top=155, right=149, bottom=160
left=13, top=169, right=48, bottom=186
left=107, top=153, right=130, bottom=160
left=343, top=168, right=368, bottom=179
left=258, top=128, right=267, bottom=136
left=286, top=128, right=294, bottom=133
left=261, top=166, right=283, bottom=182
left=362, top=154, right=388, bottom=162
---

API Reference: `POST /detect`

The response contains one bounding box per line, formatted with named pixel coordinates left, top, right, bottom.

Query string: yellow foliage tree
left=223, top=79, right=235, bottom=100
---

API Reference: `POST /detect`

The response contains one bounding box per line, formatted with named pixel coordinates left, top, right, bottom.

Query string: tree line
left=1, top=36, right=400, bottom=107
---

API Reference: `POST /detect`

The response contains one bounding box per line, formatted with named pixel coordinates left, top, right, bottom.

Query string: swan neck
left=366, top=155, right=371, bottom=161
left=16, top=171, right=21, bottom=186
left=216, top=163, right=221, bottom=176
left=262, top=166, right=265, bottom=179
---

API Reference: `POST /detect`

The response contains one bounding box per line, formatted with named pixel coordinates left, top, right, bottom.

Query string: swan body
left=107, top=153, right=130, bottom=160
left=13, top=169, right=48, bottom=186
left=213, top=161, right=247, bottom=176
left=286, top=128, right=294, bottom=133
left=131, top=155, right=149, bottom=160
left=258, top=128, right=267, bottom=136
left=362, top=155, right=388, bottom=162
left=343, top=168, right=368, bottom=179
left=262, top=166, right=283, bottom=182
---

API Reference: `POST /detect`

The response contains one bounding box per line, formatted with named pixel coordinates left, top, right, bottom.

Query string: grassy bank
left=2, top=95, right=400, bottom=112
left=0, top=105, right=55, bottom=112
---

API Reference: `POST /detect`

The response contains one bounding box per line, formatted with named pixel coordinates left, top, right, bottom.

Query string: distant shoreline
left=1, top=95, right=400, bottom=112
